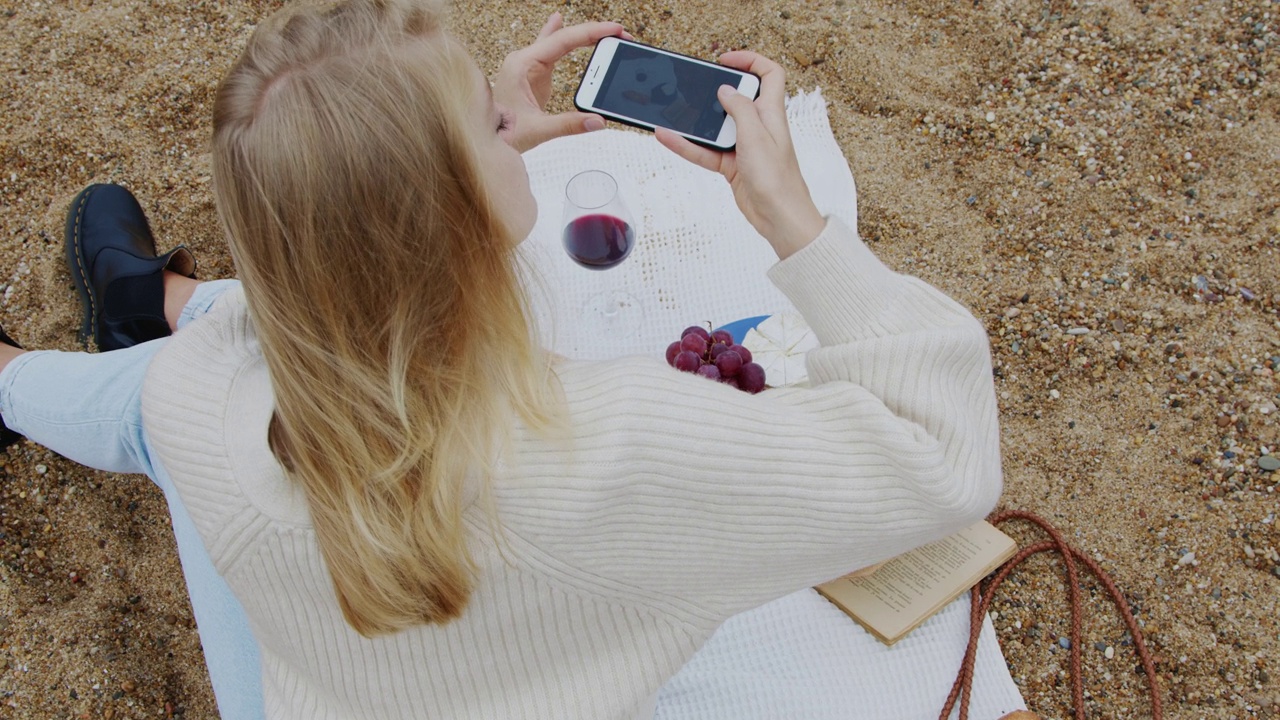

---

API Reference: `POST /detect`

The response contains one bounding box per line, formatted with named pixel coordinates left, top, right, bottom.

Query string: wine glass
left=562, top=170, right=635, bottom=269
left=561, top=170, right=642, bottom=325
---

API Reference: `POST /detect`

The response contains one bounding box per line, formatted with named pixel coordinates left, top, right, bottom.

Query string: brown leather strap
left=938, top=510, right=1163, bottom=720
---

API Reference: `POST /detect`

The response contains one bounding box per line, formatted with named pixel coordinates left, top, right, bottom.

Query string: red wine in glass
left=563, top=214, right=635, bottom=270
left=561, top=170, right=643, bottom=326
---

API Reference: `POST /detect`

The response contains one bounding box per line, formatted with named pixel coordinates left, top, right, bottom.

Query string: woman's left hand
left=493, top=14, right=631, bottom=153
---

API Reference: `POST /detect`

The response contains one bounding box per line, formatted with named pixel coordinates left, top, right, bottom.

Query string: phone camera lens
left=636, top=72, right=647, bottom=82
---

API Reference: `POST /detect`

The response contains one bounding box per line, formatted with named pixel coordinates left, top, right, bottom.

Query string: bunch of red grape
left=666, top=326, right=767, bottom=393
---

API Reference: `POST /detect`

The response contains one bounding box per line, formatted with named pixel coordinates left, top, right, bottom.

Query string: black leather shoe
left=0, top=324, right=23, bottom=449
left=64, top=184, right=195, bottom=351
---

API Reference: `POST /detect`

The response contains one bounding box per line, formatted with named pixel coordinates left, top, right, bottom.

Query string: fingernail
left=585, top=117, right=605, bottom=132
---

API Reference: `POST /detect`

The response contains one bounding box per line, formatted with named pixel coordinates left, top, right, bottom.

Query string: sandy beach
left=1, top=0, right=1277, bottom=717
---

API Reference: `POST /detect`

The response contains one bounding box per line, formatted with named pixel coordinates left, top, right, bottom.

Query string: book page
left=815, top=521, right=1016, bottom=644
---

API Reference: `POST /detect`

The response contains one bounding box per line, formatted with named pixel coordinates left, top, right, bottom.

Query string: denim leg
left=0, top=278, right=239, bottom=470
left=0, top=342, right=164, bottom=475
left=0, top=278, right=264, bottom=720
left=178, top=279, right=240, bottom=330
left=148, top=447, right=265, bottom=720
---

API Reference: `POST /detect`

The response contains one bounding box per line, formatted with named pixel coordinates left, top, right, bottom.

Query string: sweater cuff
left=766, top=216, right=904, bottom=346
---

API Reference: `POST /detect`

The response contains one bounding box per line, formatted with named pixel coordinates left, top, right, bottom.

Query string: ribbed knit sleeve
left=140, top=291, right=273, bottom=572
left=497, top=217, right=1002, bottom=622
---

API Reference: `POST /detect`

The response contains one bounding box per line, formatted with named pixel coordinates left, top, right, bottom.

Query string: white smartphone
left=574, top=37, right=761, bottom=151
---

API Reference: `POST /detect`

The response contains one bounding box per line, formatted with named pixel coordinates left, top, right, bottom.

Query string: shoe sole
left=0, top=426, right=21, bottom=449
left=63, top=184, right=102, bottom=349
left=0, top=325, right=22, bottom=448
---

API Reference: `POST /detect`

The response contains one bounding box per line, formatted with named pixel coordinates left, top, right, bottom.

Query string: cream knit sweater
left=141, top=217, right=1002, bottom=720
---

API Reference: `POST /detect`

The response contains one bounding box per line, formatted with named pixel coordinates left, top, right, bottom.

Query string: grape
left=674, top=350, right=701, bottom=373
left=680, top=333, right=708, bottom=357
left=714, top=350, right=743, bottom=378
left=738, top=362, right=766, bottom=393
left=681, top=326, right=711, bottom=342
left=666, top=341, right=682, bottom=367
left=666, top=323, right=766, bottom=394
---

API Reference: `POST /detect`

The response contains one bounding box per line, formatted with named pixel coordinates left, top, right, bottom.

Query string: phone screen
left=594, top=43, right=743, bottom=142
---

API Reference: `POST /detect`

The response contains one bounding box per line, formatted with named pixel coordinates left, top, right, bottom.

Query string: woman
left=0, top=0, right=1002, bottom=717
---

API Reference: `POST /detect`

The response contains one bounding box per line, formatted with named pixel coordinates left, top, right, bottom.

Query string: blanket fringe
left=785, top=87, right=828, bottom=119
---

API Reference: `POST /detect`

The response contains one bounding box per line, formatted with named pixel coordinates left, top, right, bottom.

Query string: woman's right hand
left=656, top=51, right=825, bottom=260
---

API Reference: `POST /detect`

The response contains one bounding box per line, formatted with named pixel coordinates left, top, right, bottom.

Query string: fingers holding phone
left=715, top=51, right=791, bottom=140
left=493, top=15, right=631, bottom=152
left=657, top=52, right=823, bottom=259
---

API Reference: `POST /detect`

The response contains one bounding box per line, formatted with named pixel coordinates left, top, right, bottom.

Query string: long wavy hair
left=209, top=0, right=559, bottom=636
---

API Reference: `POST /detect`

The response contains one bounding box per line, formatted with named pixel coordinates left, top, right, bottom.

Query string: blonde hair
left=210, top=0, right=558, bottom=636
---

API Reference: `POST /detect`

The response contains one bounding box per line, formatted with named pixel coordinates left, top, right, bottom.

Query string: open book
left=814, top=521, right=1017, bottom=646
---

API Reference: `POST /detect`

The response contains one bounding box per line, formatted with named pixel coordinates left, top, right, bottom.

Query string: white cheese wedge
left=740, top=312, right=818, bottom=387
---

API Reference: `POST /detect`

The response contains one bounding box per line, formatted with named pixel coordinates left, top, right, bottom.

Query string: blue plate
left=715, top=315, right=770, bottom=345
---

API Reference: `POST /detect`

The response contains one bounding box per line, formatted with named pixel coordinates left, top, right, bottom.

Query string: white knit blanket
left=520, top=91, right=844, bottom=359
left=520, top=90, right=1027, bottom=720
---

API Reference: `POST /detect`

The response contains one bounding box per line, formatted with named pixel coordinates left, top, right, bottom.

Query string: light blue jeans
left=0, top=279, right=264, bottom=720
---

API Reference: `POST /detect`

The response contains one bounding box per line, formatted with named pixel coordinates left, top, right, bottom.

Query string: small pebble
left=1105, top=646, right=1115, bottom=659
left=985, top=111, right=996, bottom=122
left=1258, top=455, right=1280, bottom=472
left=35, top=464, right=47, bottom=475
left=1178, top=552, right=1196, bottom=566
left=1066, top=327, right=1090, bottom=335
left=1058, top=637, right=1072, bottom=649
